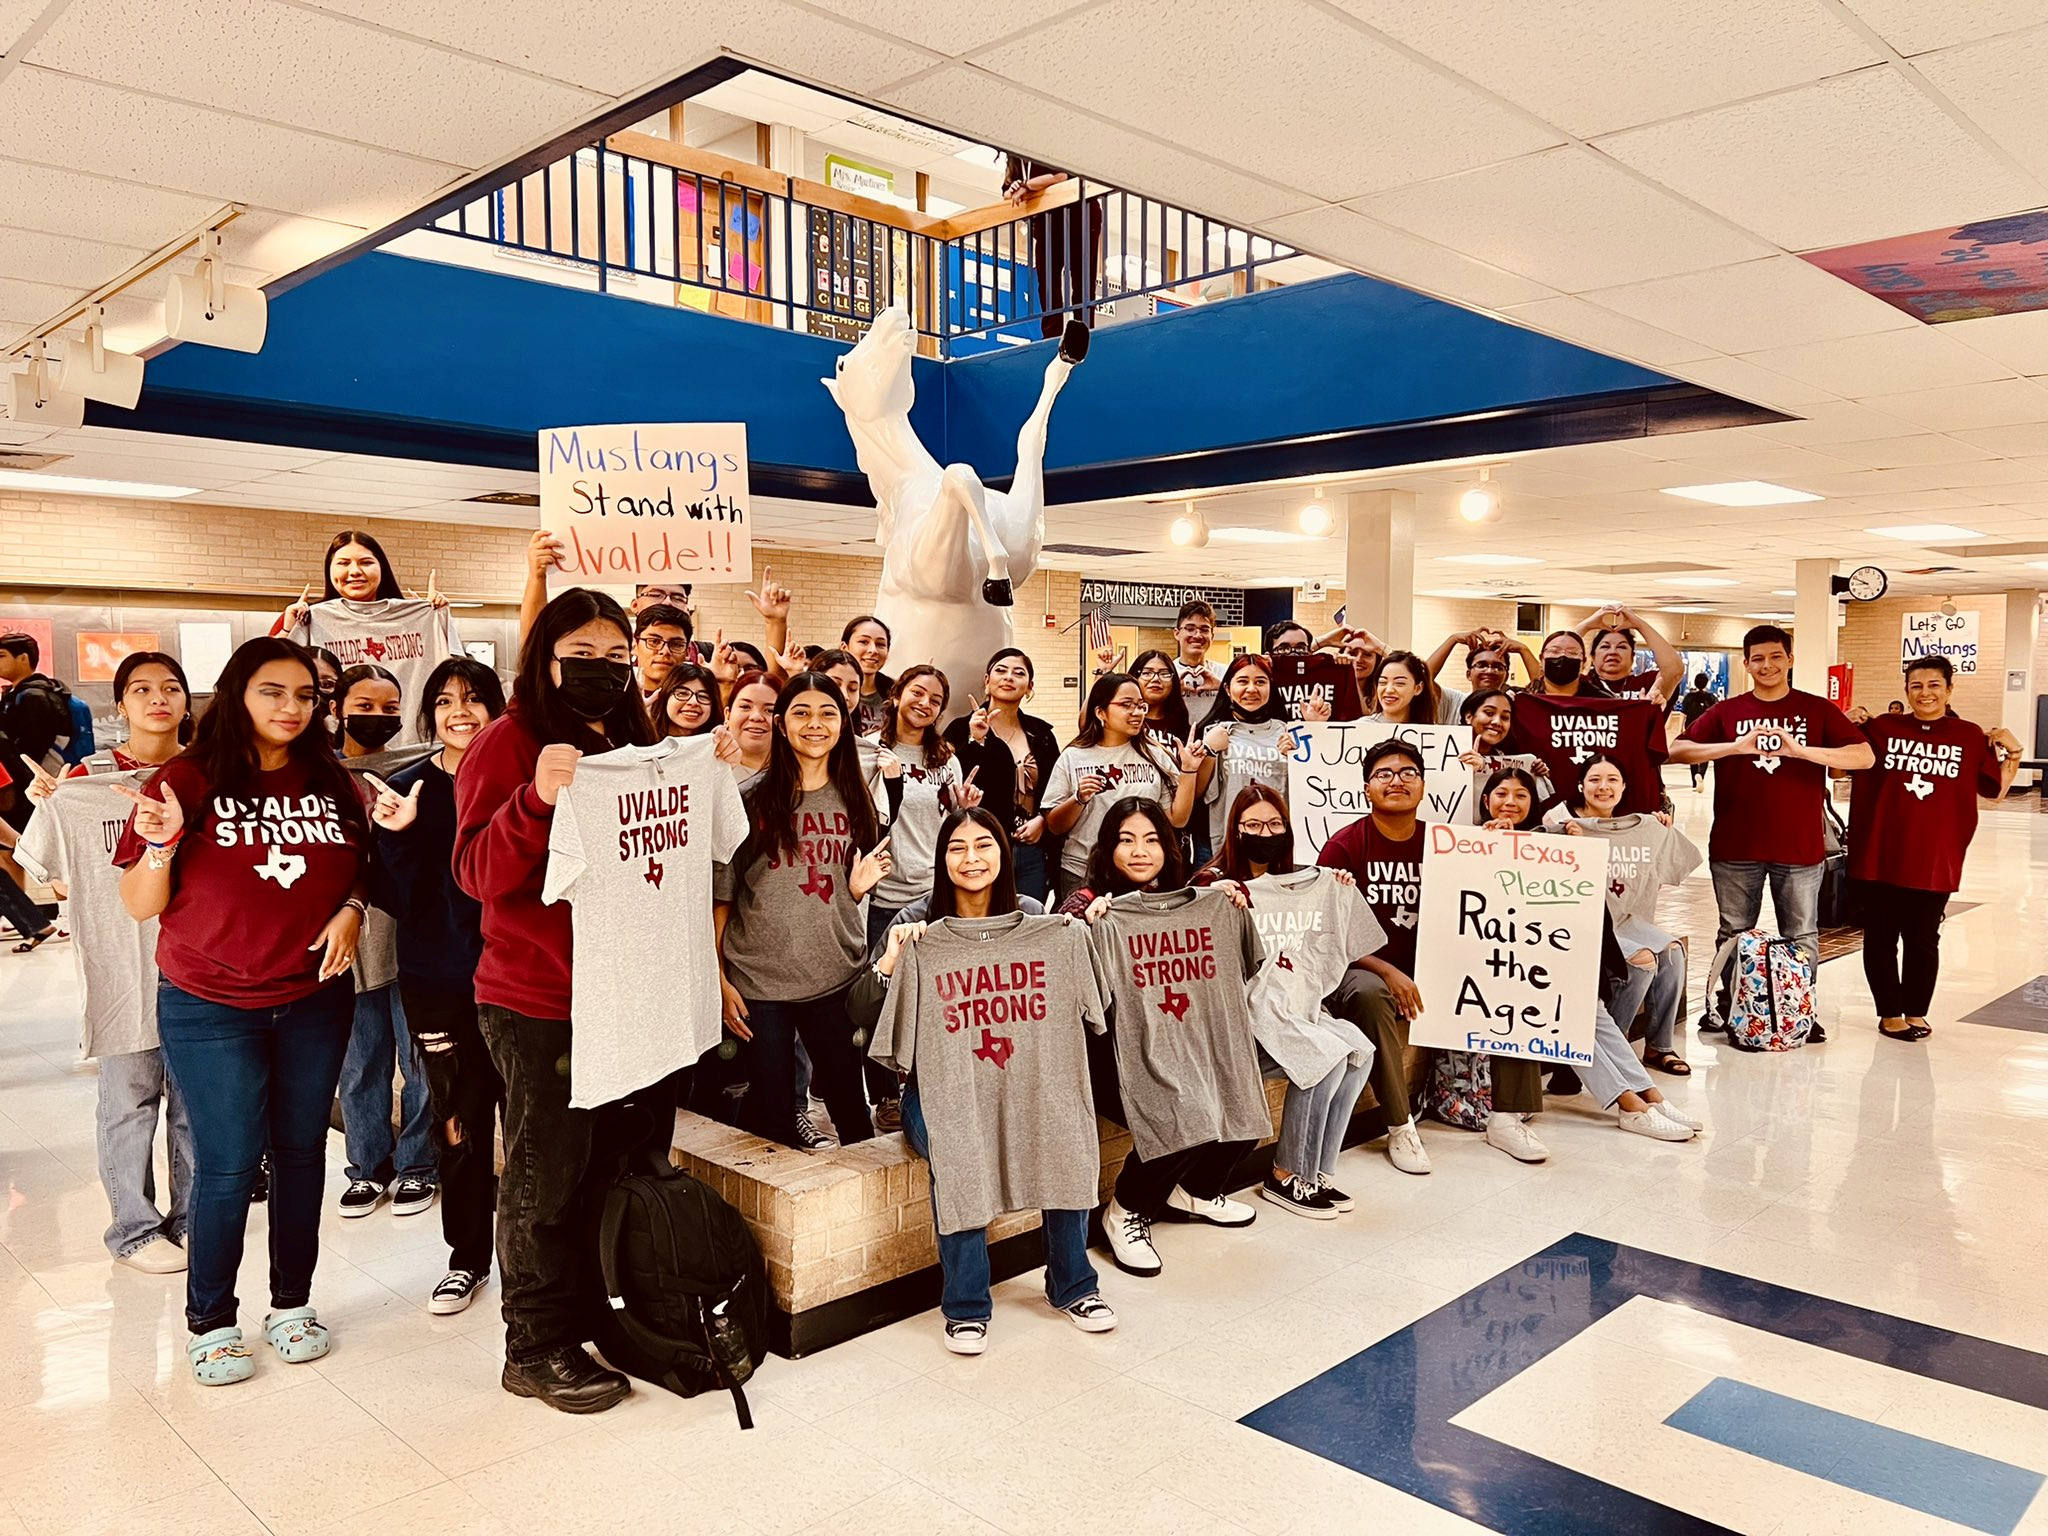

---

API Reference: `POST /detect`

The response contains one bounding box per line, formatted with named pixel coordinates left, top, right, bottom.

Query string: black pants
left=1087, top=1028, right=1253, bottom=1217
left=740, top=987, right=873, bottom=1150
left=400, top=982, right=502, bottom=1278
left=1856, top=879, right=1949, bottom=1018
left=478, top=1005, right=668, bottom=1364
left=1031, top=198, right=1104, bottom=337
left=0, top=866, right=52, bottom=939
left=1690, top=761, right=1708, bottom=789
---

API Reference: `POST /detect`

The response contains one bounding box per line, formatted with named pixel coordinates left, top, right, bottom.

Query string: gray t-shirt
left=1086, top=886, right=1271, bottom=1160
left=714, top=780, right=873, bottom=1001
left=1243, top=867, right=1383, bottom=1088
left=16, top=771, right=161, bottom=1059
left=1044, top=740, right=1181, bottom=879
left=289, top=598, right=461, bottom=746
left=1556, top=814, right=1701, bottom=953
left=870, top=912, right=1106, bottom=1234
left=864, top=737, right=961, bottom=911
left=1201, top=718, right=1295, bottom=848
left=1437, top=685, right=1469, bottom=725
left=544, top=737, right=748, bottom=1108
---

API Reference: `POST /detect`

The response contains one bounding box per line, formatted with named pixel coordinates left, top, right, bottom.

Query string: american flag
left=1086, top=606, right=1110, bottom=655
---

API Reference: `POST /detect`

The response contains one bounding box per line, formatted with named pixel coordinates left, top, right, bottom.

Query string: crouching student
left=852, top=807, right=1115, bottom=1355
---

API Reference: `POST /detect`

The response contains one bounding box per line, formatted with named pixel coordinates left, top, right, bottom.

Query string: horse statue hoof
left=981, top=577, right=1015, bottom=608
left=1059, top=321, right=1091, bottom=365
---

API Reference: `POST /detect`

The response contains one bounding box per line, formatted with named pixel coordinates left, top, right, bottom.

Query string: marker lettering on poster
left=539, top=423, right=753, bottom=583
left=1283, top=720, right=1476, bottom=858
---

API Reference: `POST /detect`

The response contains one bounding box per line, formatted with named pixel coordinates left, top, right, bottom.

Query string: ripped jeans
left=397, top=982, right=502, bottom=1276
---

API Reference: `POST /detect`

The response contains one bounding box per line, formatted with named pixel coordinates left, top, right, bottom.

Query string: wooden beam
left=936, top=178, right=1081, bottom=240
left=787, top=175, right=948, bottom=236
left=604, top=129, right=788, bottom=197
left=665, top=103, right=685, bottom=142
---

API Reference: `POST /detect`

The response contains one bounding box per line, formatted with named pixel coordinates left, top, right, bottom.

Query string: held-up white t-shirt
left=542, top=736, right=748, bottom=1108
left=288, top=598, right=461, bottom=746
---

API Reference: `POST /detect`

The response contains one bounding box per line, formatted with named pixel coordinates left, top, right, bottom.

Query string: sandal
left=1643, top=1048, right=1692, bottom=1077
left=263, top=1306, right=330, bottom=1363
left=1879, top=1021, right=1931, bottom=1042
left=12, top=926, right=68, bottom=954
left=187, top=1326, right=255, bottom=1386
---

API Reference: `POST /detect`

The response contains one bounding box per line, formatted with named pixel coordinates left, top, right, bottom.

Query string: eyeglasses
left=1270, top=644, right=1309, bottom=656
left=1367, top=766, right=1422, bottom=784
left=670, top=690, right=713, bottom=708
left=1237, top=820, right=1288, bottom=835
left=639, top=637, right=692, bottom=656
left=1135, top=668, right=1175, bottom=681
left=639, top=588, right=691, bottom=605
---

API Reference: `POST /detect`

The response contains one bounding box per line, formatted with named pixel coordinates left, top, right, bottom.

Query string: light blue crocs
left=187, top=1326, right=254, bottom=1386
left=262, top=1307, right=330, bottom=1363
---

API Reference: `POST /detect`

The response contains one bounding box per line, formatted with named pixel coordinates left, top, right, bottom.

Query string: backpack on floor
left=1713, top=929, right=1814, bottom=1052
left=1423, top=1050, right=1493, bottom=1130
left=593, top=1151, right=770, bottom=1429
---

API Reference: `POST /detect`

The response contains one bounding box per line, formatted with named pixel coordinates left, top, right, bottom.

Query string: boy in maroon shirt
left=1670, top=624, right=1874, bottom=1039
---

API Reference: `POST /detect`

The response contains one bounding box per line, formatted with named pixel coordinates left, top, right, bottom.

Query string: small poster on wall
left=77, top=632, right=160, bottom=683
left=177, top=621, right=234, bottom=694
left=1901, top=609, right=1979, bottom=674
left=465, top=641, right=498, bottom=670
left=539, top=424, right=752, bottom=586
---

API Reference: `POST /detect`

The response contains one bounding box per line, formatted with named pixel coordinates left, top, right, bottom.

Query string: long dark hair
left=1196, top=652, right=1287, bottom=734
left=417, top=656, right=505, bottom=742
left=878, top=663, right=955, bottom=771
left=652, top=661, right=723, bottom=737
left=1201, top=783, right=1296, bottom=882
left=735, top=671, right=880, bottom=875
left=1481, top=765, right=1545, bottom=830
left=1570, top=751, right=1630, bottom=815
left=1071, top=671, right=1177, bottom=778
left=927, top=806, right=1018, bottom=920
left=1129, top=647, right=1190, bottom=743
left=179, top=637, right=365, bottom=841
left=513, top=588, right=657, bottom=752
left=336, top=663, right=400, bottom=711
left=840, top=614, right=894, bottom=697
left=1082, top=795, right=1187, bottom=897
left=113, top=650, right=195, bottom=746
left=1373, top=650, right=1442, bottom=725
left=319, top=529, right=405, bottom=602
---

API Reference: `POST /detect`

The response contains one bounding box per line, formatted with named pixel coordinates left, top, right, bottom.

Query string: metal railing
left=422, top=133, right=1312, bottom=355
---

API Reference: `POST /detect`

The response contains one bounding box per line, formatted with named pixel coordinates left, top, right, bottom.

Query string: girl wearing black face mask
left=450, top=588, right=658, bottom=1415
left=1527, top=630, right=1613, bottom=698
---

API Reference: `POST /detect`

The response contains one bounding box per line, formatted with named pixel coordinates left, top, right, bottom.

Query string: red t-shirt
left=1316, top=817, right=1422, bottom=975
left=1506, top=692, right=1668, bottom=814
left=1849, top=714, right=2003, bottom=892
left=1679, top=687, right=1864, bottom=865
left=112, top=756, right=365, bottom=1007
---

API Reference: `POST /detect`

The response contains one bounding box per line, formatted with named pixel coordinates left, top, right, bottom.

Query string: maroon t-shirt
left=1849, top=714, right=2003, bottom=892
left=1507, top=692, right=1668, bottom=814
left=1316, top=817, right=1423, bottom=975
left=1679, top=687, right=1864, bottom=865
left=113, top=756, right=365, bottom=1007
left=1269, top=654, right=1363, bottom=721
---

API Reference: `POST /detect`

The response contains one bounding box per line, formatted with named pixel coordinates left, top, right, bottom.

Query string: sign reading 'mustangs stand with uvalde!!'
left=540, top=423, right=752, bottom=585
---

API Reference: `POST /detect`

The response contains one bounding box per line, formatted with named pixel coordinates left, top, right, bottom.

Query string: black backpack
left=593, top=1152, right=771, bottom=1429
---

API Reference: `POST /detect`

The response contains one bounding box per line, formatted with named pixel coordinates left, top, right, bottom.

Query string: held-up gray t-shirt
left=1554, top=813, right=1701, bottom=954
left=16, top=771, right=161, bottom=1059
left=870, top=912, right=1106, bottom=1234
left=1086, top=886, right=1271, bottom=1160
left=714, top=780, right=873, bottom=1002
left=1202, top=718, right=1296, bottom=848
left=863, top=737, right=961, bottom=911
left=1242, top=867, right=1383, bottom=1089
left=289, top=598, right=461, bottom=746
left=1044, top=740, right=1181, bottom=879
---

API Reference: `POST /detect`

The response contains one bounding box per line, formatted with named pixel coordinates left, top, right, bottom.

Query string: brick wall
left=1839, top=593, right=2008, bottom=721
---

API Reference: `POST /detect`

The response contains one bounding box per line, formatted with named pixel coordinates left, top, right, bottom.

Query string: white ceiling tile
left=1326, top=0, right=1881, bottom=137
left=1586, top=256, right=1918, bottom=353
left=968, top=0, right=1561, bottom=203
left=1838, top=0, right=2048, bottom=56
left=1807, top=434, right=1997, bottom=469
left=1945, top=310, right=2048, bottom=376
left=1854, top=377, right=2048, bottom=431
left=0, top=160, right=222, bottom=250
left=1597, top=67, right=2048, bottom=252
left=802, top=0, right=1085, bottom=57
left=1660, top=355, right=1838, bottom=409
left=0, top=225, right=150, bottom=291
left=1264, top=204, right=1553, bottom=310
left=0, top=276, right=82, bottom=326
left=1915, top=26, right=2048, bottom=185
left=1950, top=422, right=2048, bottom=457
left=1745, top=400, right=1922, bottom=445
left=1739, top=328, right=2017, bottom=395
left=1353, top=147, right=1771, bottom=293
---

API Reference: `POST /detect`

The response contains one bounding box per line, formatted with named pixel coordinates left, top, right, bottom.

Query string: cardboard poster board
left=1901, top=610, right=1979, bottom=674
left=1284, top=720, right=1476, bottom=859
left=540, top=424, right=751, bottom=586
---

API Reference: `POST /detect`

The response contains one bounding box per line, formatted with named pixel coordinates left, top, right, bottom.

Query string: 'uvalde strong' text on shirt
left=210, top=794, right=347, bottom=847
left=616, top=783, right=692, bottom=864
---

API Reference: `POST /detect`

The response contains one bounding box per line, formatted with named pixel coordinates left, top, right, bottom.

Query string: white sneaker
left=1102, top=1199, right=1161, bottom=1277
left=943, top=1320, right=988, bottom=1356
left=1485, top=1113, right=1549, bottom=1163
left=1059, top=1294, right=1118, bottom=1334
left=1619, top=1107, right=1694, bottom=1142
left=119, top=1236, right=187, bottom=1274
left=1384, top=1120, right=1432, bottom=1175
left=1165, top=1186, right=1256, bottom=1228
left=1649, top=1100, right=1702, bottom=1132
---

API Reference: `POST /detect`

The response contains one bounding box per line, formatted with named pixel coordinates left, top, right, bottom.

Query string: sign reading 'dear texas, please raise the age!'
left=539, top=423, right=752, bottom=585
left=1409, top=823, right=1608, bottom=1067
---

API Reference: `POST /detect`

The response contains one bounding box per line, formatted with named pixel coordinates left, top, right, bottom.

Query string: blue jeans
left=1274, top=1057, right=1369, bottom=1183
left=339, top=982, right=433, bottom=1185
left=97, top=1048, right=193, bottom=1259
left=1709, top=860, right=1823, bottom=1018
left=1609, top=943, right=1685, bottom=1054
left=1013, top=841, right=1050, bottom=905
left=902, top=1085, right=1097, bottom=1323
left=156, top=979, right=353, bottom=1335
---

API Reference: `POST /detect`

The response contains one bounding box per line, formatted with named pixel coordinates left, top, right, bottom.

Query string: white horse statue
left=824, top=303, right=1088, bottom=722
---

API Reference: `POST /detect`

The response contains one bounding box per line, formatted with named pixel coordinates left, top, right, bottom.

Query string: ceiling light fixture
left=54, top=307, right=144, bottom=411
left=163, top=228, right=267, bottom=353
left=1660, top=575, right=1739, bottom=588
left=0, top=466, right=199, bottom=499
left=1437, top=552, right=1543, bottom=567
left=1661, top=481, right=1822, bottom=507
left=1771, top=589, right=1798, bottom=597
left=1866, top=523, right=1984, bottom=541
left=1418, top=587, right=1498, bottom=599
left=1458, top=466, right=1501, bottom=523
left=4, top=341, right=85, bottom=429
left=1168, top=501, right=1209, bottom=549
left=1298, top=486, right=1335, bottom=538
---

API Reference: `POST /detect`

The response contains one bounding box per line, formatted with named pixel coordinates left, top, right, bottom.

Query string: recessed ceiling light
left=1661, top=481, right=1821, bottom=507
left=1418, top=588, right=1498, bottom=599
left=2029, top=560, right=2048, bottom=570
left=1437, top=553, right=1544, bottom=567
left=1659, top=603, right=1713, bottom=613
left=1865, top=523, right=1984, bottom=541
left=1771, top=589, right=1798, bottom=597
left=1661, top=575, right=1739, bottom=588
left=1207, top=526, right=1318, bottom=545
left=0, top=467, right=200, bottom=499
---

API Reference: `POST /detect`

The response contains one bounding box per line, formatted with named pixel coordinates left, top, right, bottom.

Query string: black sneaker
left=943, top=1319, right=988, bottom=1356
left=1698, top=1010, right=1727, bottom=1035
left=249, top=1154, right=270, bottom=1205
left=1261, top=1172, right=1337, bottom=1221
left=336, top=1179, right=387, bottom=1218
left=1316, top=1177, right=1355, bottom=1213
left=1544, top=1066, right=1583, bottom=1097
left=390, top=1176, right=438, bottom=1217
left=1807, top=1022, right=1827, bottom=1044
left=429, top=1269, right=486, bottom=1315
left=794, top=1110, right=838, bottom=1151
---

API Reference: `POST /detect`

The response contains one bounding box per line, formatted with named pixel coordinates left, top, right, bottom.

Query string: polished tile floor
left=3, top=787, right=2045, bottom=1535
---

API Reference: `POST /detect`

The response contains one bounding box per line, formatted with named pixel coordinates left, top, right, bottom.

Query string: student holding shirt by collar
left=945, top=648, right=1063, bottom=905
left=1042, top=673, right=1202, bottom=903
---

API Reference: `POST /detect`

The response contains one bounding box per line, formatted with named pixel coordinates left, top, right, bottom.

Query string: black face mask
left=344, top=715, right=401, bottom=750
left=1238, top=831, right=1289, bottom=866
left=1542, top=654, right=1583, bottom=687
left=557, top=657, right=633, bottom=719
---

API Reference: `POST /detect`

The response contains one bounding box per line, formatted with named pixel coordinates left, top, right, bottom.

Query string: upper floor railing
left=420, top=131, right=1319, bottom=356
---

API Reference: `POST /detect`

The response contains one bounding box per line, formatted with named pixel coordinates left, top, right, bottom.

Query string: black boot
left=501, top=1348, right=631, bottom=1414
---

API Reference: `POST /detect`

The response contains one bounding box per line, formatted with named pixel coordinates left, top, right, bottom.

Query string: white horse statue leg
left=825, top=306, right=1088, bottom=723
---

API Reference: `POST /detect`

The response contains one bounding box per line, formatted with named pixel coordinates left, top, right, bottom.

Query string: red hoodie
left=452, top=703, right=572, bottom=1019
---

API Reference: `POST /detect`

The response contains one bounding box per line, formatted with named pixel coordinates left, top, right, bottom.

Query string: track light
left=56, top=308, right=145, bottom=410
left=163, top=229, right=267, bottom=352
left=5, top=341, right=86, bottom=428
left=1169, top=501, right=1209, bottom=548
left=1458, top=466, right=1501, bottom=524
left=1299, top=486, right=1334, bottom=537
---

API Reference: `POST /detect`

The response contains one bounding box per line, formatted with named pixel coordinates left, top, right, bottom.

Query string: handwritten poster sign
left=1409, top=824, right=1608, bottom=1066
left=1284, top=720, right=1475, bottom=858
left=1900, top=610, right=1978, bottom=674
left=539, top=423, right=751, bottom=586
